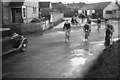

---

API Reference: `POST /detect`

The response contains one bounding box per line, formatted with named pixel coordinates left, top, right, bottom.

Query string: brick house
left=2, top=0, right=39, bottom=25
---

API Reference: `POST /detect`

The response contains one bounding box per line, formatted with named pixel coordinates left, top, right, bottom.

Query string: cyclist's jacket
left=87, top=18, right=91, bottom=24
left=63, top=23, right=71, bottom=30
left=83, top=24, right=90, bottom=31
left=71, top=18, right=74, bottom=23
left=105, top=29, right=111, bottom=40
left=107, top=24, right=114, bottom=34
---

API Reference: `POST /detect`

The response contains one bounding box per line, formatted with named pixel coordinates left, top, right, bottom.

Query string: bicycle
left=97, top=23, right=101, bottom=31
left=84, top=30, right=90, bottom=42
left=65, top=29, right=70, bottom=42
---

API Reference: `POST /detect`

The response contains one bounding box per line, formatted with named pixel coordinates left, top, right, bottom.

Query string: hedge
left=3, top=23, right=43, bottom=35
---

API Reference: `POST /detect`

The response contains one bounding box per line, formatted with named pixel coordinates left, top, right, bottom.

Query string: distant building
left=39, top=2, right=52, bottom=10
left=39, top=2, right=52, bottom=19
left=52, top=2, right=69, bottom=12
left=2, top=0, right=39, bottom=25
left=39, top=2, right=64, bottom=23
left=79, top=2, right=120, bottom=18
left=79, top=2, right=111, bottom=18
left=66, top=2, right=85, bottom=11
left=103, top=2, right=120, bottom=18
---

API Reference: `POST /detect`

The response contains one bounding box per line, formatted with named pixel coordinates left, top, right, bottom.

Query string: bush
left=3, top=23, right=43, bottom=35
left=63, top=10, right=76, bottom=17
left=31, top=18, right=41, bottom=23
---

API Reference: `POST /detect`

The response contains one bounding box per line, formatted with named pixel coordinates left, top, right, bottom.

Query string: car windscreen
left=2, top=30, right=13, bottom=38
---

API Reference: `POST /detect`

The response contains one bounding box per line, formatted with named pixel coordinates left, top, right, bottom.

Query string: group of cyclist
left=63, top=15, right=115, bottom=49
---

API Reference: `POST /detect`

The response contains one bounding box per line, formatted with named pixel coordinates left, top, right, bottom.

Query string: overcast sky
left=39, top=0, right=119, bottom=3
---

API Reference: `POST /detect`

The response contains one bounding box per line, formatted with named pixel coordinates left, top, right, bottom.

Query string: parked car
left=1, top=28, right=28, bottom=55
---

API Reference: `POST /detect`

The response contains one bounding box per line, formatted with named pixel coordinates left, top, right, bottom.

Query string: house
left=79, top=2, right=116, bottom=18
left=39, top=2, right=64, bottom=24
left=103, top=2, right=120, bottom=18
left=39, top=2, right=52, bottom=10
left=2, top=0, right=39, bottom=25
left=39, top=2, right=52, bottom=19
left=115, top=1, right=120, bottom=18
left=52, top=2, right=68, bottom=12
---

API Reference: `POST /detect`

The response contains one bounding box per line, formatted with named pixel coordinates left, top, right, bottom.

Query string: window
left=106, top=11, right=112, bottom=14
left=33, top=7, right=37, bottom=14
left=22, top=6, right=26, bottom=19
left=23, top=8, right=26, bottom=17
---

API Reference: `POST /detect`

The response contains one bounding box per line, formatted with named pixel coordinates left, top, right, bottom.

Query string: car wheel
left=20, top=42, right=27, bottom=52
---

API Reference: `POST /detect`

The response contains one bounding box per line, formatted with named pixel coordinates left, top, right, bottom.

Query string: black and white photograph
left=0, top=0, right=120, bottom=79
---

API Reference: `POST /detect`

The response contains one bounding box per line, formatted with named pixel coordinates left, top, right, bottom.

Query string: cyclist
left=105, top=25, right=111, bottom=49
left=105, top=21, right=115, bottom=43
left=63, top=20, right=71, bottom=42
left=71, top=16, right=78, bottom=25
left=83, top=22, right=91, bottom=42
left=87, top=16, right=92, bottom=31
left=97, top=17, right=101, bottom=31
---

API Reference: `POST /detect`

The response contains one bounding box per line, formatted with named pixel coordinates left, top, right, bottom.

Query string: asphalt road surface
left=2, top=18, right=119, bottom=78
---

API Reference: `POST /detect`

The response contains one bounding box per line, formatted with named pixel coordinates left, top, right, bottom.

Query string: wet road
left=2, top=19, right=119, bottom=78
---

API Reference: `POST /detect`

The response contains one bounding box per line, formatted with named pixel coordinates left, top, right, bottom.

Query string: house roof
left=66, top=3, right=85, bottom=8
left=66, top=3, right=85, bottom=10
left=80, top=2, right=111, bottom=10
left=9, top=2, right=24, bottom=6
left=39, top=2, right=50, bottom=8
left=52, top=2, right=68, bottom=10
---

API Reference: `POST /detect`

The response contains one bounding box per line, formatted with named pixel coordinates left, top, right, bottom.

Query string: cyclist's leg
left=97, top=24, right=99, bottom=30
left=86, top=32, right=89, bottom=41
left=108, top=36, right=111, bottom=47
left=110, top=33, right=113, bottom=44
left=85, top=32, right=88, bottom=41
left=65, top=30, right=67, bottom=40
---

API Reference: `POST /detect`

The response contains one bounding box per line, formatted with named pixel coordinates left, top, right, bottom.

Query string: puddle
left=71, top=49, right=93, bottom=56
left=90, top=41, right=104, bottom=44
left=98, top=43, right=104, bottom=46
left=70, top=57, right=86, bottom=66
left=113, top=38, right=119, bottom=41
left=70, top=44, right=81, bottom=48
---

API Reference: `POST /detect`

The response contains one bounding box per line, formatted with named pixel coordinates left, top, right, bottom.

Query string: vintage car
left=1, top=28, right=28, bottom=55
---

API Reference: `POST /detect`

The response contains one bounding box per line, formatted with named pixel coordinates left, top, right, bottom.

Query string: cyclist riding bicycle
left=63, top=20, right=71, bottom=42
left=71, top=16, right=78, bottom=25
left=83, top=22, right=91, bottom=42
left=105, top=25, right=111, bottom=49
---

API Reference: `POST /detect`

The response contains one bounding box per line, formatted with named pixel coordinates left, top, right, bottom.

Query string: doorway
left=12, top=8, right=22, bottom=23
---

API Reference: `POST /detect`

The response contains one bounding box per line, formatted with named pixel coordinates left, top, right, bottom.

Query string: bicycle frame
left=65, top=30, right=70, bottom=41
left=85, top=30, right=89, bottom=39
